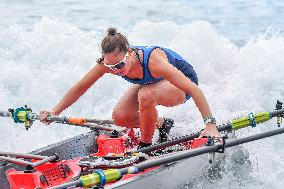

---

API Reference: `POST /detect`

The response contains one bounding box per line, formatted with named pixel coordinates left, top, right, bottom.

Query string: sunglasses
left=103, top=52, right=128, bottom=70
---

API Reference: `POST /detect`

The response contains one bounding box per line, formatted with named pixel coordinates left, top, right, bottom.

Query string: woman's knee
left=112, top=108, right=138, bottom=126
left=138, top=88, right=157, bottom=108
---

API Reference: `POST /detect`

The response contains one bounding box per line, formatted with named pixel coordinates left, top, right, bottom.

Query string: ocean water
left=0, top=0, right=284, bottom=188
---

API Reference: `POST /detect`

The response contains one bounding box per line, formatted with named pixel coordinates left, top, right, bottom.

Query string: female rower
left=40, top=27, right=220, bottom=148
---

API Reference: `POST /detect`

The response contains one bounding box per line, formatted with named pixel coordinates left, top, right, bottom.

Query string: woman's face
left=103, top=48, right=132, bottom=76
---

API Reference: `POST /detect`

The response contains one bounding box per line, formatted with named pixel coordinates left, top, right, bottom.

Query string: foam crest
left=0, top=18, right=284, bottom=189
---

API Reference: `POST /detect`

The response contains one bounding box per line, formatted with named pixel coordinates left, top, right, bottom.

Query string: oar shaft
left=0, top=111, right=11, bottom=117
left=0, top=151, right=47, bottom=160
left=53, top=121, right=121, bottom=132
left=47, top=116, right=118, bottom=131
left=48, top=180, right=81, bottom=189
left=47, top=116, right=68, bottom=123
left=271, top=109, right=284, bottom=117
left=47, top=116, right=116, bottom=131
left=134, top=127, right=284, bottom=171
left=0, top=109, right=114, bottom=126
left=85, top=118, right=114, bottom=124
left=47, top=116, right=114, bottom=125
left=136, top=109, right=284, bottom=153
left=0, top=109, right=117, bottom=131
left=136, top=123, right=232, bottom=153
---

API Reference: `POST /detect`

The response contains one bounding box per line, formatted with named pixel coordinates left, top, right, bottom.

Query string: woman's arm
left=40, top=63, right=108, bottom=122
left=149, top=49, right=220, bottom=137
left=51, top=64, right=107, bottom=115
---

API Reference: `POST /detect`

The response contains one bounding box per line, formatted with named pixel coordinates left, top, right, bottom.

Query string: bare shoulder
left=149, top=48, right=168, bottom=65
left=148, top=48, right=172, bottom=78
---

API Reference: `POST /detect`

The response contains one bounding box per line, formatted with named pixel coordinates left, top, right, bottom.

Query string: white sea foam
left=0, top=4, right=284, bottom=188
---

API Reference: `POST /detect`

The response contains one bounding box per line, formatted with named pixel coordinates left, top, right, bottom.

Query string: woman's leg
left=112, top=84, right=142, bottom=128
left=138, top=80, right=187, bottom=143
left=113, top=84, right=167, bottom=129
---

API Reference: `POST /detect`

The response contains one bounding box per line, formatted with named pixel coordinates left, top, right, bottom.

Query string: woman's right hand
left=39, top=111, right=56, bottom=125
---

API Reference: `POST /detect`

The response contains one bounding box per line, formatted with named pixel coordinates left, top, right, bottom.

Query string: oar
left=49, top=126, right=284, bottom=189
left=134, top=107, right=284, bottom=154
left=0, top=106, right=123, bottom=132
left=0, top=151, right=47, bottom=160
left=46, top=115, right=114, bottom=125
left=45, top=115, right=121, bottom=131
left=45, top=116, right=119, bottom=131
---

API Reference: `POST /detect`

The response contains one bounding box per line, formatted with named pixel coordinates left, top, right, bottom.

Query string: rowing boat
left=0, top=128, right=223, bottom=189
left=0, top=101, right=283, bottom=189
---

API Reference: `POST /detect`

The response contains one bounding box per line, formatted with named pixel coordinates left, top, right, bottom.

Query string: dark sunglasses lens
left=113, top=61, right=126, bottom=69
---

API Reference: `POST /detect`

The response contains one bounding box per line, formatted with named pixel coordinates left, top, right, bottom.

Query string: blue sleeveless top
left=121, top=46, right=198, bottom=86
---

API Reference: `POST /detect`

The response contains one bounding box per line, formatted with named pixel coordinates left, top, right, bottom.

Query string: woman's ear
left=128, top=48, right=133, bottom=53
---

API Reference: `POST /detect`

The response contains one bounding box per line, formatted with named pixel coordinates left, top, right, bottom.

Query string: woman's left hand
left=198, top=123, right=221, bottom=139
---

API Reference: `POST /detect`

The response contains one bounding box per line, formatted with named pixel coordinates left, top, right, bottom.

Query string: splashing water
left=0, top=1, right=284, bottom=188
